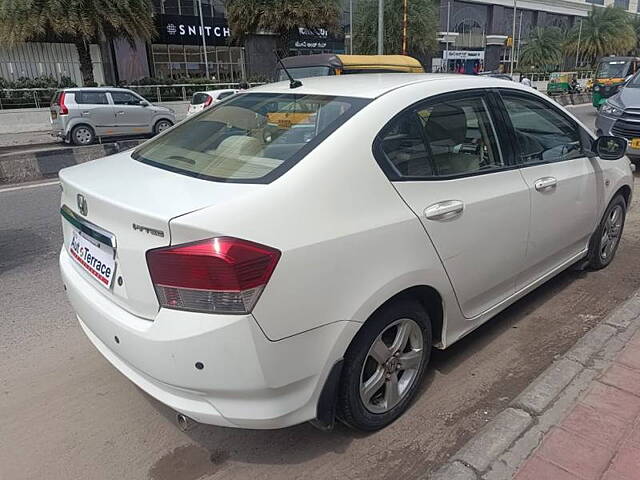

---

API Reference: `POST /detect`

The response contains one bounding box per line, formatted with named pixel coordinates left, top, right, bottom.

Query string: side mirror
left=594, top=136, right=627, bottom=160
left=139, top=100, right=150, bottom=107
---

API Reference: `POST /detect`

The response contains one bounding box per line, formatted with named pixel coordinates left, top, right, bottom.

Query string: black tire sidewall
left=589, top=194, right=626, bottom=270
left=338, top=299, right=432, bottom=431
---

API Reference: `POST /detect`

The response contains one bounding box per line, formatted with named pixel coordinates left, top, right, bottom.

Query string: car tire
left=70, top=125, right=95, bottom=146
left=154, top=119, right=173, bottom=135
left=587, top=194, right=627, bottom=270
left=337, top=298, right=431, bottom=431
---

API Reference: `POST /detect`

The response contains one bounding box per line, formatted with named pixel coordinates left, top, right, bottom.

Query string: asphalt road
left=3, top=105, right=639, bottom=480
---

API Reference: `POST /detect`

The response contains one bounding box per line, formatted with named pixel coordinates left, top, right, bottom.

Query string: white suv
left=59, top=74, right=632, bottom=431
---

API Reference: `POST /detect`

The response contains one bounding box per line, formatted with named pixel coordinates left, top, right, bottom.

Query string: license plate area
left=631, top=138, right=640, bottom=149
left=69, top=230, right=116, bottom=289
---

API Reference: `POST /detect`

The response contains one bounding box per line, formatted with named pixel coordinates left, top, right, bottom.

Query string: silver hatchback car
left=50, top=87, right=176, bottom=145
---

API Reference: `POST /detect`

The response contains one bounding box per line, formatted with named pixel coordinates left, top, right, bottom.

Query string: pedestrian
left=520, top=75, right=532, bottom=87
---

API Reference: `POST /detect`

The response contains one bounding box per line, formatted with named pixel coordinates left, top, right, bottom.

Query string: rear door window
left=76, top=91, right=109, bottom=105
left=110, top=91, right=141, bottom=105
left=132, top=92, right=369, bottom=183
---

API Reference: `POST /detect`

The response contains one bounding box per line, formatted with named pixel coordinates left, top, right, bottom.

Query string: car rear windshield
left=191, top=92, right=210, bottom=105
left=277, top=66, right=332, bottom=81
left=132, top=92, right=369, bottom=183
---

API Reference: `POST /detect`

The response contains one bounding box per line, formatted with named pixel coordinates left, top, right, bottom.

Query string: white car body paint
left=59, top=74, right=633, bottom=429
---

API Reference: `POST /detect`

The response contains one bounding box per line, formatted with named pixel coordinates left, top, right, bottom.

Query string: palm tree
left=0, top=0, right=156, bottom=85
left=518, top=27, right=563, bottom=71
left=564, top=7, right=635, bottom=66
left=225, top=0, right=342, bottom=53
left=354, top=0, right=437, bottom=59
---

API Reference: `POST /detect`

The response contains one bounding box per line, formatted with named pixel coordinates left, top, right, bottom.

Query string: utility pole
left=377, top=0, right=384, bottom=54
left=349, top=0, right=354, bottom=54
left=445, top=1, right=451, bottom=72
left=510, top=0, right=517, bottom=76
left=516, top=12, right=523, bottom=70
left=575, top=19, right=582, bottom=68
left=197, top=0, right=210, bottom=79
left=402, top=0, right=408, bottom=55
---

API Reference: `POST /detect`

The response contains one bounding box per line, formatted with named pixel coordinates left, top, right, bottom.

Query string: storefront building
left=435, top=0, right=619, bottom=73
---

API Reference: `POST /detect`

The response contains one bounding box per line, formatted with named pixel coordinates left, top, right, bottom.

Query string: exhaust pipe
left=176, top=413, right=197, bottom=432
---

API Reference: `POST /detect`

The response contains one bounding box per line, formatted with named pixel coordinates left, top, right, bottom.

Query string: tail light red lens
left=59, top=92, right=69, bottom=115
left=203, top=95, right=213, bottom=107
left=146, top=237, right=280, bottom=314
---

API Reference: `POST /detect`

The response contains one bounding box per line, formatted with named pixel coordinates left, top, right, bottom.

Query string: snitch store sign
left=157, top=14, right=231, bottom=46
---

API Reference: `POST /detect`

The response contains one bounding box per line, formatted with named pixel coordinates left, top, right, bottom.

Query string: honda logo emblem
left=77, top=194, right=88, bottom=216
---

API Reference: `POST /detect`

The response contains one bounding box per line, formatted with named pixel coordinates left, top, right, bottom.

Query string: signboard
left=443, top=50, right=485, bottom=60
left=288, top=26, right=344, bottom=52
left=156, top=14, right=231, bottom=46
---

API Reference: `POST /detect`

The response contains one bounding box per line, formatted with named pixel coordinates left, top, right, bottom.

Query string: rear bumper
left=60, top=247, right=357, bottom=429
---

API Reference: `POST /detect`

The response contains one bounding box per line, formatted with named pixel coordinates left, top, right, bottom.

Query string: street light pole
left=349, top=0, right=354, bottom=54
left=445, top=1, right=450, bottom=72
left=516, top=12, right=523, bottom=70
left=402, top=0, right=408, bottom=55
left=197, top=0, right=210, bottom=79
left=377, top=0, right=384, bottom=55
left=510, top=0, right=517, bottom=76
left=575, top=19, right=582, bottom=68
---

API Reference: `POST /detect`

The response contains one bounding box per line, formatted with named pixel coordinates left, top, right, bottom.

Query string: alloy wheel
left=600, top=204, right=624, bottom=261
left=359, top=318, right=424, bottom=414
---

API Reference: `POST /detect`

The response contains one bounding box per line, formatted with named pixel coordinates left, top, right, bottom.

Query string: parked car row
left=59, top=73, right=632, bottom=433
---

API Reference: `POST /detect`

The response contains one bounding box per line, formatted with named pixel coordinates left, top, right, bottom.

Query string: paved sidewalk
left=431, top=293, right=640, bottom=480
left=515, top=332, right=640, bottom=480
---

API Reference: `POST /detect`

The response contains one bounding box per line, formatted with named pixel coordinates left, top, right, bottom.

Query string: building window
left=585, top=0, right=604, bottom=5
left=615, top=0, right=630, bottom=9
left=151, top=44, right=245, bottom=81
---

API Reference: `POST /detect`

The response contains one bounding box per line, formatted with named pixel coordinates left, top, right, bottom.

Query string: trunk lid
left=59, top=151, right=262, bottom=319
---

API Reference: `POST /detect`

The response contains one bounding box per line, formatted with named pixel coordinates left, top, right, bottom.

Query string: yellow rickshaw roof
left=336, top=55, right=424, bottom=71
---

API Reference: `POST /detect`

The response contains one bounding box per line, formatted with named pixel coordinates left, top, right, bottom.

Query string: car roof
left=196, top=89, right=238, bottom=95
left=250, top=73, right=520, bottom=99
left=61, top=87, right=132, bottom=92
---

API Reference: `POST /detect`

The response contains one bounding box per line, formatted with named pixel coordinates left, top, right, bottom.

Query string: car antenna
left=274, top=50, right=302, bottom=89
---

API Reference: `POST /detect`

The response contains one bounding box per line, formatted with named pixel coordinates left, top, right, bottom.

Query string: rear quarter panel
left=168, top=83, right=476, bottom=342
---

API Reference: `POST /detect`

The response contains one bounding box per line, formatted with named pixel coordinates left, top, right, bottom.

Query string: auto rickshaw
left=546, top=72, right=578, bottom=95
left=276, top=54, right=424, bottom=81
left=592, top=56, right=640, bottom=108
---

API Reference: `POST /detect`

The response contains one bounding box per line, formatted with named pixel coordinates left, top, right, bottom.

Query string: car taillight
left=203, top=95, right=213, bottom=107
left=59, top=92, right=68, bottom=115
left=146, top=237, right=281, bottom=314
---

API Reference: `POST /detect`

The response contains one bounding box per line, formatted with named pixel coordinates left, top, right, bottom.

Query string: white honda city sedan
left=59, top=74, right=633, bottom=432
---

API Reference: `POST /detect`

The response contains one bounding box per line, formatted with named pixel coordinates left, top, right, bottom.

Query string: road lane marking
left=0, top=180, right=60, bottom=193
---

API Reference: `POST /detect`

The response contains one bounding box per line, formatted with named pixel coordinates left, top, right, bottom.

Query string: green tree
left=564, top=7, right=635, bottom=66
left=0, top=0, right=156, bottom=85
left=354, top=0, right=437, bottom=59
left=225, top=0, right=342, bottom=53
left=518, top=27, right=563, bottom=71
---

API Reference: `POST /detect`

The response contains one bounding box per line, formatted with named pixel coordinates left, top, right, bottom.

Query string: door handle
left=81, top=111, right=90, bottom=116
left=534, top=177, right=557, bottom=192
left=425, top=200, right=464, bottom=220
left=117, top=111, right=125, bottom=115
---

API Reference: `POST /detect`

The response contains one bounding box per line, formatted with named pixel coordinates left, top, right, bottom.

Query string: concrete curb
left=0, top=139, right=143, bottom=185
left=429, top=292, right=640, bottom=479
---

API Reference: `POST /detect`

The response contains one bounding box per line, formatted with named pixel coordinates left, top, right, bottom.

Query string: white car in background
left=59, top=75, right=632, bottom=432
left=187, top=89, right=239, bottom=116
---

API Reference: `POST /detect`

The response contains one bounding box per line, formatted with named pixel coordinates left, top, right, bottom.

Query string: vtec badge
left=132, top=223, right=165, bottom=238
